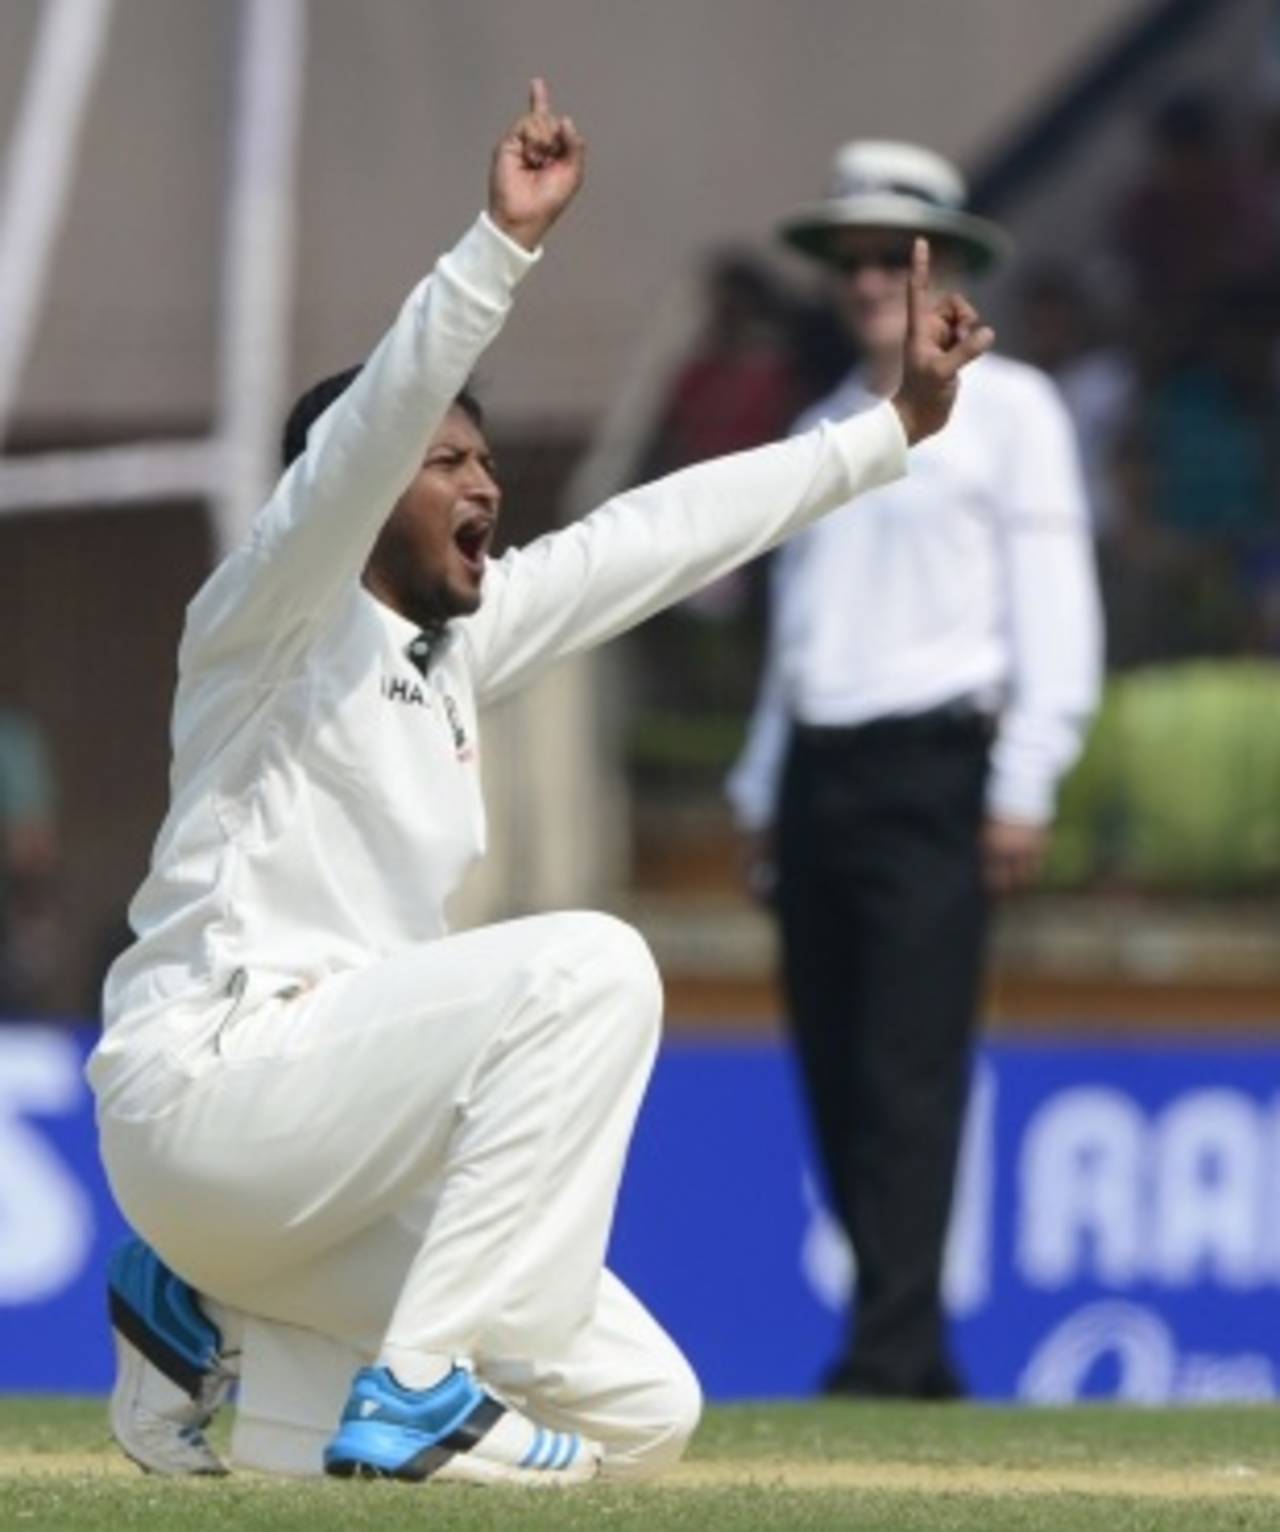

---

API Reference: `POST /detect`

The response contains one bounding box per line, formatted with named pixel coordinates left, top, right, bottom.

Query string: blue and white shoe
left=324, top=1364, right=601, bottom=1486
left=107, top=1236, right=237, bottom=1476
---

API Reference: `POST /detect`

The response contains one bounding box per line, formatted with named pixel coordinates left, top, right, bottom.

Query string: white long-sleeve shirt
left=726, top=357, right=1103, bottom=832
left=96, top=212, right=909, bottom=1069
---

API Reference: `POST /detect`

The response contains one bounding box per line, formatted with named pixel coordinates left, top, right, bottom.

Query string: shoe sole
left=432, top=1447, right=600, bottom=1486
left=325, top=1450, right=599, bottom=1487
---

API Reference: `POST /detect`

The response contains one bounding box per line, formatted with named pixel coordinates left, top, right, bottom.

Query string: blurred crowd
left=0, top=707, right=59, bottom=1016
left=1022, top=89, right=1280, bottom=667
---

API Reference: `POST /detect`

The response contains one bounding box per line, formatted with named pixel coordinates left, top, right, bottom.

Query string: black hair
left=280, top=367, right=485, bottom=469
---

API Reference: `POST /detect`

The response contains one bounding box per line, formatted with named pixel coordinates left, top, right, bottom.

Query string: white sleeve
left=987, top=375, right=1104, bottom=824
left=724, top=550, right=794, bottom=831
left=464, top=402, right=908, bottom=703
left=181, top=214, right=539, bottom=676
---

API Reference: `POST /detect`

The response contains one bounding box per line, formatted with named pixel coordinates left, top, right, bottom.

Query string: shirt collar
left=406, top=629, right=446, bottom=678
left=363, top=588, right=452, bottom=675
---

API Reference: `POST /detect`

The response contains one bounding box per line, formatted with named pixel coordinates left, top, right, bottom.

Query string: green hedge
left=1048, top=661, right=1280, bottom=890
left=625, top=662, right=1280, bottom=892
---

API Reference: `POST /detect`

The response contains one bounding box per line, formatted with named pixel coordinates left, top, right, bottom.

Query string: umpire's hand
left=983, top=816, right=1049, bottom=894
left=891, top=239, right=994, bottom=445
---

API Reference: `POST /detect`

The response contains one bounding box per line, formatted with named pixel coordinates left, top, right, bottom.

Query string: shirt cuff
left=431, top=212, right=544, bottom=322
left=725, top=768, right=774, bottom=833
left=828, top=400, right=910, bottom=495
left=985, top=769, right=1055, bottom=827
left=476, top=210, right=544, bottom=277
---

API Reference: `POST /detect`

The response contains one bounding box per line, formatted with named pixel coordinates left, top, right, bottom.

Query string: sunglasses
left=830, top=247, right=913, bottom=276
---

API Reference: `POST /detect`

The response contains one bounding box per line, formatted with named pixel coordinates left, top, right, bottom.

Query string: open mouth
left=452, top=513, right=494, bottom=578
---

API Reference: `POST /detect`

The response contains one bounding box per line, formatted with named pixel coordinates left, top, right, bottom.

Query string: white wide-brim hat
left=780, top=139, right=1013, bottom=275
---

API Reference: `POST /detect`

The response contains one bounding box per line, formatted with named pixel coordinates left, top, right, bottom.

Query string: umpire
left=728, top=140, right=1102, bottom=1397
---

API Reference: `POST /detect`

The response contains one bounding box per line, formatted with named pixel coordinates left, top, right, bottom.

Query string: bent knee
left=602, top=1357, right=703, bottom=1481
left=556, top=912, right=664, bottom=1029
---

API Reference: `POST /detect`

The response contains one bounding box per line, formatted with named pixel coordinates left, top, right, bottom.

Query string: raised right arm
left=182, top=81, right=584, bottom=676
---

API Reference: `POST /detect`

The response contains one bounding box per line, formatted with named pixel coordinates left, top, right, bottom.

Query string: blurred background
left=3, top=0, right=1280, bottom=1406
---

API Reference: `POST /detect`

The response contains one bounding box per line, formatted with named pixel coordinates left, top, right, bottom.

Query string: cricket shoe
left=107, top=1235, right=238, bottom=1476
left=324, top=1364, right=601, bottom=1486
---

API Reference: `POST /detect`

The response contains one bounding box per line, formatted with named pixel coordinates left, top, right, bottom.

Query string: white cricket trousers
left=95, top=911, right=701, bottom=1478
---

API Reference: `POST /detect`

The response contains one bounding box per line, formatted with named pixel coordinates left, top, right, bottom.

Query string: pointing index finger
left=907, top=236, right=929, bottom=340
left=529, top=77, right=551, bottom=116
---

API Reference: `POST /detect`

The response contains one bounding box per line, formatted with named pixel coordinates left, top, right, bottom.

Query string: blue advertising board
left=1, top=1024, right=1279, bottom=1402
left=612, top=1038, right=1280, bottom=1402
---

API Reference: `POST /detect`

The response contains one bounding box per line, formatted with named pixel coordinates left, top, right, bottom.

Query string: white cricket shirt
left=726, top=357, right=1103, bottom=831
left=92, top=212, right=908, bottom=1094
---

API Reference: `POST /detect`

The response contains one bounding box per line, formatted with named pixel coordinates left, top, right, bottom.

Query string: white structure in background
left=0, top=0, right=617, bottom=925
left=0, top=0, right=112, bottom=440
left=0, top=0, right=303, bottom=553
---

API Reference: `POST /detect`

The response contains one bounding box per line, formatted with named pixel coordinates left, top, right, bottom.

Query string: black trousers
left=776, top=706, right=991, bottom=1395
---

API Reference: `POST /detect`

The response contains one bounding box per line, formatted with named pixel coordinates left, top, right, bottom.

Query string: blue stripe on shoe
left=520, top=1425, right=546, bottom=1469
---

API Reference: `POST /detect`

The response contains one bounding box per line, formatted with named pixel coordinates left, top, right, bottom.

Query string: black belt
left=793, top=700, right=994, bottom=747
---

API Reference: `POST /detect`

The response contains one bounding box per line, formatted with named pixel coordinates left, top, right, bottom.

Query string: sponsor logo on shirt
left=443, top=694, right=474, bottom=762
left=379, top=675, right=473, bottom=763
left=381, top=676, right=428, bottom=707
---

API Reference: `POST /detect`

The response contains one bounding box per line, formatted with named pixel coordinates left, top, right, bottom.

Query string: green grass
left=4, top=1397, right=1280, bottom=1531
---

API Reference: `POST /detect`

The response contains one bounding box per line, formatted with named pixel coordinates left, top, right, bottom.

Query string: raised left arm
left=464, top=238, right=993, bottom=703
left=464, top=403, right=907, bottom=703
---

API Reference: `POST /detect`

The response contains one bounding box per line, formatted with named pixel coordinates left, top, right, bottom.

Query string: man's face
left=827, top=227, right=960, bottom=355
left=364, top=406, right=501, bottom=629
